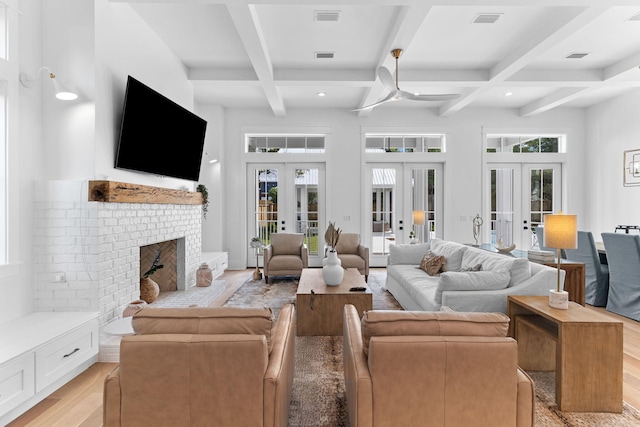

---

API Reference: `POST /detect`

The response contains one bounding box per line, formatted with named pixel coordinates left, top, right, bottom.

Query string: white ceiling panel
left=121, top=0, right=640, bottom=117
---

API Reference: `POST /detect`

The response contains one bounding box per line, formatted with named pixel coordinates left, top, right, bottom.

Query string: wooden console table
left=507, top=295, right=623, bottom=412
left=296, top=268, right=372, bottom=336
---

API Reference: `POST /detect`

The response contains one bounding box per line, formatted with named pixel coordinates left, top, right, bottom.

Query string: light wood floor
left=7, top=268, right=640, bottom=426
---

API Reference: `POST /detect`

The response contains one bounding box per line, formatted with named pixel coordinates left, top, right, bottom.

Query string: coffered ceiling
left=116, top=0, right=640, bottom=117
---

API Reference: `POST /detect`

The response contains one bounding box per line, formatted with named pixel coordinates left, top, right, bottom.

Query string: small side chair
left=263, top=233, right=308, bottom=284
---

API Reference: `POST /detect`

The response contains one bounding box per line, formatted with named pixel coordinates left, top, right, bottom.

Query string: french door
left=485, top=163, right=561, bottom=250
left=247, top=163, right=325, bottom=267
left=365, top=163, right=443, bottom=267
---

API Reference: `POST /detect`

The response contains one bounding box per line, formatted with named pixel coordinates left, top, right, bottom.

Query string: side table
left=507, top=295, right=623, bottom=412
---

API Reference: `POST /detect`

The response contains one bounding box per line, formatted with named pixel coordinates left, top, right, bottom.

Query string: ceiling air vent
left=315, top=10, right=340, bottom=22
left=472, top=13, right=502, bottom=24
left=315, top=51, right=335, bottom=59
left=566, top=52, right=589, bottom=59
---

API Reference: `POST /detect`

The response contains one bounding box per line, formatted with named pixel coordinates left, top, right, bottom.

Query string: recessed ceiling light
left=314, top=10, right=340, bottom=22
left=314, top=51, right=335, bottom=59
left=317, top=92, right=326, bottom=97
left=472, top=13, right=503, bottom=24
left=504, top=91, right=513, bottom=97
left=566, top=52, right=589, bottom=59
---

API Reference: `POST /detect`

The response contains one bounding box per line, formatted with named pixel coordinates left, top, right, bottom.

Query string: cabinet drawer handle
left=63, top=347, right=80, bottom=358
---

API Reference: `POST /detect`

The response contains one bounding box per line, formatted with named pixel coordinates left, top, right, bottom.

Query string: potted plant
left=196, top=184, right=209, bottom=219
left=140, top=251, right=164, bottom=303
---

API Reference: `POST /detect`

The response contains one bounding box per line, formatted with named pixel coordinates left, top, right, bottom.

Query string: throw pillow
left=435, top=268, right=511, bottom=305
left=388, top=243, right=431, bottom=265
left=430, top=238, right=468, bottom=271
left=459, top=263, right=482, bottom=272
left=419, top=251, right=447, bottom=276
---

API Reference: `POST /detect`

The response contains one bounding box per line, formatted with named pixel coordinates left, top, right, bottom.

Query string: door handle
left=523, top=226, right=529, bottom=230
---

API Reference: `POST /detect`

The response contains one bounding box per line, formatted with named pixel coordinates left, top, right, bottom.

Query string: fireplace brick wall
left=34, top=192, right=202, bottom=333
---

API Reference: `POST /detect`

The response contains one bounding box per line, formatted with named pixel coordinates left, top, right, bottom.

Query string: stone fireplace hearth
left=33, top=180, right=203, bottom=338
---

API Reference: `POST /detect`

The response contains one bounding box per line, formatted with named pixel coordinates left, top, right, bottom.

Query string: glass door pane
left=524, top=164, right=561, bottom=249
left=254, top=167, right=279, bottom=247
left=490, top=168, right=515, bottom=247
left=371, top=168, right=396, bottom=256
left=411, top=167, right=440, bottom=243
left=294, top=168, right=320, bottom=257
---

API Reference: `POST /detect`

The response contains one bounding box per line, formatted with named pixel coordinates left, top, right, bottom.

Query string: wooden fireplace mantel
left=88, top=180, right=203, bottom=205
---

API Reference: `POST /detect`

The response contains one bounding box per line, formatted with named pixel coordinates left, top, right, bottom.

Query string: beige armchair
left=335, top=233, right=369, bottom=282
left=343, top=305, right=534, bottom=427
left=263, top=233, right=308, bottom=283
left=103, top=305, right=296, bottom=427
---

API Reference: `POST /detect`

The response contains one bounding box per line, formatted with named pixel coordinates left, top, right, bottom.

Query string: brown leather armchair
left=263, top=233, right=308, bottom=283
left=343, top=305, right=534, bottom=427
left=335, top=233, right=369, bottom=282
left=103, top=305, right=296, bottom=427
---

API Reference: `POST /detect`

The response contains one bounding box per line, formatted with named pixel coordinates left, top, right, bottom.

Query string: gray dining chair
left=564, top=231, right=609, bottom=306
left=601, top=232, right=640, bottom=321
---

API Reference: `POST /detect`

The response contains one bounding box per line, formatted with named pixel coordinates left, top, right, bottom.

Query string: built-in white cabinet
left=0, top=312, right=99, bottom=425
left=201, top=251, right=228, bottom=280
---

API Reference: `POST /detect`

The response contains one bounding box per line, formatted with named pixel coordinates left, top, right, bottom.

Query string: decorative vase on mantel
left=140, top=277, right=160, bottom=303
left=322, top=249, right=344, bottom=286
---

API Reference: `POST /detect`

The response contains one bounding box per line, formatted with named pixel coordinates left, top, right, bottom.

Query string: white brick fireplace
left=33, top=180, right=202, bottom=334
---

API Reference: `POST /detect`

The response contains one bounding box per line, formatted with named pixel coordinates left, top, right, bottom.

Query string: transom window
left=246, top=135, right=325, bottom=153
left=486, top=135, right=564, bottom=153
left=365, top=135, right=445, bottom=153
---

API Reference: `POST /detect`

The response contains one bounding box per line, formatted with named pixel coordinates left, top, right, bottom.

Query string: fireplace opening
left=140, top=238, right=186, bottom=291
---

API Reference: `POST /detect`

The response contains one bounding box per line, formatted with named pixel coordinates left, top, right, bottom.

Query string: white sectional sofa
left=385, top=239, right=563, bottom=313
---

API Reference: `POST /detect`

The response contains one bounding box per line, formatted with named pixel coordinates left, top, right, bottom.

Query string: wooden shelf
left=88, top=180, right=203, bottom=205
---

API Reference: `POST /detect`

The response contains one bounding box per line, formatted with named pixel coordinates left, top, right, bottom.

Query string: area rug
left=222, top=272, right=640, bottom=426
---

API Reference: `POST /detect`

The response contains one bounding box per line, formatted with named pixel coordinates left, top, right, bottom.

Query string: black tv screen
left=115, top=76, right=207, bottom=182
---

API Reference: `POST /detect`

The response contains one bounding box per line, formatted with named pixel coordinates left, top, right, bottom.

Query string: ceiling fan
left=354, top=48, right=460, bottom=111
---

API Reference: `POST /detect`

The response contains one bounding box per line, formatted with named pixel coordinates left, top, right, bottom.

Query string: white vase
left=322, top=250, right=344, bottom=286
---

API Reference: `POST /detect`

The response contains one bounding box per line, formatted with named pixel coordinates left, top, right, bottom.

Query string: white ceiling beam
left=603, top=50, right=640, bottom=81
left=226, top=3, right=286, bottom=116
left=519, top=87, right=592, bottom=116
left=439, top=6, right=609, bottom=116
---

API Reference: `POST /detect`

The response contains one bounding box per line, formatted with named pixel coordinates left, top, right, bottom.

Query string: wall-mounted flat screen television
left=115, top=75, right=207, bottom=182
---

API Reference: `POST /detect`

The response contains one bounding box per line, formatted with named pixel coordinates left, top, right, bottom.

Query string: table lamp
left=412, top=210, right=425, bottom=242
left=250, top=237, right=264, bottom=281
left=543, top=212, right=577, bottom=309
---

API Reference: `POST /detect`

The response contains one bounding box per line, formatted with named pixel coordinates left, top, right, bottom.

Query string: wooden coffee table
left=296, top=268, right=372, bottom=336
left=507, top=295, right=623, bottom=412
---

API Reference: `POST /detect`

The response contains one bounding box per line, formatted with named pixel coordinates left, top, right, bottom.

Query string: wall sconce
left=19, top=66, right=78, bottom=101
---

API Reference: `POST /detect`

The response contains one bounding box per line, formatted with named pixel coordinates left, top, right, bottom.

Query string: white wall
left=221, top=106, right=586, bottom=269
left=94, top=0, right=198, bottom=191
left=585, top=89, right=640, bottom=239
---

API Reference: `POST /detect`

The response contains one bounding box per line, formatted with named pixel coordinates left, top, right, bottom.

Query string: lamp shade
left=543, top=213, right=577, bottom=249
left=412, top=210, right=425, bottom=225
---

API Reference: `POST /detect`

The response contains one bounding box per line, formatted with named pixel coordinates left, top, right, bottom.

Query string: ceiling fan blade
left=352, top=91, right=399, bottom=112
left=403, top=92, right=460, bottom=101
left=377, top=66, right=397, bottom=92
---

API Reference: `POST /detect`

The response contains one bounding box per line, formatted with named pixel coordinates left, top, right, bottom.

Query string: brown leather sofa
left=343, top=304, right=534, bottom=427
left=263, top=233, right=308, bottom=283
left=103, top=304, right=296, bottom=427
left=335, top=233, right=369, bottom=282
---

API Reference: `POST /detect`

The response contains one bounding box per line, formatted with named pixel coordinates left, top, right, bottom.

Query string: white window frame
left=0, top=1, right=20, bottom=276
